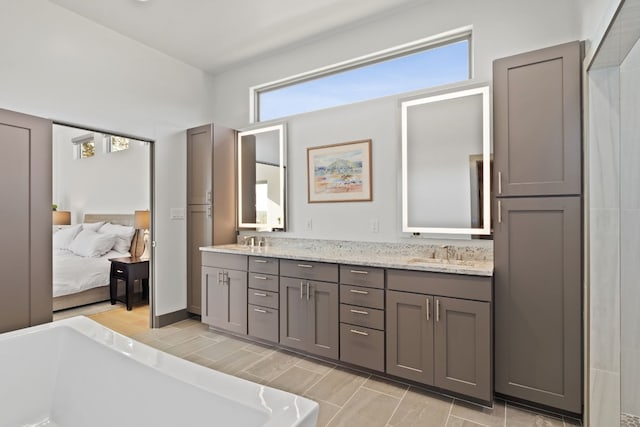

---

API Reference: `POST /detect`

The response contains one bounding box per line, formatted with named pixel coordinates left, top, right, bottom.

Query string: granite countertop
left=200, top=241, right=493, bottom=277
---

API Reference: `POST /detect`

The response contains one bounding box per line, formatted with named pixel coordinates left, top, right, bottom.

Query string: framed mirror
left=401, top=85, right=491, bottom=235
left=238, top=123, right=286, bottom=231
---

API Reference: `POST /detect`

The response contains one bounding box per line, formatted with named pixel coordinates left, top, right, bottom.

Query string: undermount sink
left=407, top=257, right=482, bottom=267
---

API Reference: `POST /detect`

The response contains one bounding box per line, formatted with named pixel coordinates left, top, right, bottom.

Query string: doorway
left=51, top=123, right=155, bottom=329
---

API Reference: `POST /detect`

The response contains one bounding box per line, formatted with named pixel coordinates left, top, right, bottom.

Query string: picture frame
left=307, top=139, right=372, bottom=203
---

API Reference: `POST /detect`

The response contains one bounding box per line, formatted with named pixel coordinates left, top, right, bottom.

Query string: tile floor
left=66, top=305, right=583, bottom=427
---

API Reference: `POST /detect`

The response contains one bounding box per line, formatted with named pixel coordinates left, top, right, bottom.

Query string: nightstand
left=109, top=257, right=149, bottom=311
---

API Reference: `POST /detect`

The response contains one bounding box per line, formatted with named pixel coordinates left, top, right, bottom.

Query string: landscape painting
left=307, top=139, right=372, bottom=203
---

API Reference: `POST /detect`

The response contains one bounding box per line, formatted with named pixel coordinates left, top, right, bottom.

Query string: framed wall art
left=307, top=139, right=372, bottom=203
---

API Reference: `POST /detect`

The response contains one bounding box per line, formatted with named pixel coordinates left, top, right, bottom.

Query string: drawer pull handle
left=350, top=309, right=369, bottom=315
left=297, top=264, right=313, bottom=268
left=253, top=308, right=268, bottom=314
left=349, top=270, right=369, bottom=275
left=254, top=259, right=267, bottom=263
left=349, top=289, right=369, bottom=295
left=253, top=275, right=268, bottom=280
left=116, top=270, right=124, bottom=274
left=350, top=329, right=369, bottom=336
left=253, top=292, right=268, bottom=297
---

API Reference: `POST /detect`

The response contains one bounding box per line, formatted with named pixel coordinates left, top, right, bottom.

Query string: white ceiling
left=49, top=0, right=424, bottom=74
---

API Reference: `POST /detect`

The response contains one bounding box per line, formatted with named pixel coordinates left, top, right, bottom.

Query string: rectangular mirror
left=401, top=85, right=491, bottom=235
left=238, top=124, right=286, bottom=231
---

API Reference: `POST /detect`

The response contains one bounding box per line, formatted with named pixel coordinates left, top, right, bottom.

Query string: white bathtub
left=0, top=316, right=318, bottom=427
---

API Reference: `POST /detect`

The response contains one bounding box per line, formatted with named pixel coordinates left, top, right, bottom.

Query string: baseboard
left=154, top=309, right=189, bottom=328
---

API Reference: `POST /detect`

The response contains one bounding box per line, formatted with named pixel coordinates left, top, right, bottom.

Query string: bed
left=53, top=214, right=144, bottom=311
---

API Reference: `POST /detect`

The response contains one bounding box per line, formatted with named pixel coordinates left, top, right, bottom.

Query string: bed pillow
left=99, top=222, right=136, bottom=253
left=52, top=224, right=82, bottom=250
left=68, top=229, right=117, bottom=257
left=82, top=221, right=105, bottom=232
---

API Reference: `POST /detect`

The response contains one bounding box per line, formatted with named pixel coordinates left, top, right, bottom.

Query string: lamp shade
left=52, top=211, right=71, bottom=226
left=135, top=210, right=150, bottom=229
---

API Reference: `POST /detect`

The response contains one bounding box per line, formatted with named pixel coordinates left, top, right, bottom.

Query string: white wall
left=211, top=0, right=582, bottom=242
left=0, top=0, right=215, bottom=317
left=52, top=125, right=150, bottom=223
left=620, top=38, right=640, bottom=418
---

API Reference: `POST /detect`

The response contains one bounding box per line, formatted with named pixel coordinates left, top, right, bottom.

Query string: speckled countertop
left=201, top=237, right=493, bottom=277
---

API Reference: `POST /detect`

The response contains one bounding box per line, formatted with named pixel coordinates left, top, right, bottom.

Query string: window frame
left=250, top=26, right=473, bottom=123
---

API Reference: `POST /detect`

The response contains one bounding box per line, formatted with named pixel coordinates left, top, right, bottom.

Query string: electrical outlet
left=370, top=219, right=379, bottom=233
left=305, top=218, right=313, bottom=231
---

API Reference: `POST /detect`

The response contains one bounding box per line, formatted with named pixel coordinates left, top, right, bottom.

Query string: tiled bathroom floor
left=113, top=316, right=583, bottom=427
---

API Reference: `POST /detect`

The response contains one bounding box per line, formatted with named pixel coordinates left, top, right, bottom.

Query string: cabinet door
left=202, top=267, right=247, bottom=334
left=386, top=290, right=434, bottom=385
left=202, top=266, right=224, bottom=327
left=307, top=280, right=339, bottom=359
left=187, top=124, right=212, bottom=205
left=434, top=297, right=491, bottom=402
left=188, top=205, right=212, bottom=314
left=494, top=196, right=582, bottom=412
left=279, top=277, right=308, bottom=352
left=493, top=41, right=581, bottom=197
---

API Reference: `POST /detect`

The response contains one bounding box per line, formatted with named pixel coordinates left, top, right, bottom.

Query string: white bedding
left=53, top=249, right=129, bottom=298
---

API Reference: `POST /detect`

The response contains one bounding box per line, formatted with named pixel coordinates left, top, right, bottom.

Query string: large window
left=253, top=28, right=471, bottom=122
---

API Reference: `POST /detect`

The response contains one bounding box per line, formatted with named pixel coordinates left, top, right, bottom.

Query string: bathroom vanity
left=200, top=239, right=493, bottom=404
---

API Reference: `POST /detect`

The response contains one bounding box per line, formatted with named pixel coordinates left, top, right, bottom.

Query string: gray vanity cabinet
left=494, top=196, right=582, bottom=412
left=248, top=256, right=280, bottom=343
left=493, top=41, right=582, bottom=197
left=201, top=253, right=248, bottom=335
left=387, top=270, right=492, bottom=403
left=279, top=260, right=339, bottom=359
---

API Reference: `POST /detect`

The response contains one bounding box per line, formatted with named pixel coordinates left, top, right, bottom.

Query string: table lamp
left=52, top=211, right=71, bottom=226
left=135, top=210, right=150, bottom=259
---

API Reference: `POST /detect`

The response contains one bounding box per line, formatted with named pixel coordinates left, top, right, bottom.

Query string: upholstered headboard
left=83, top=213, right=144, bottom=257
left=83, top=213, right=134, bottom=227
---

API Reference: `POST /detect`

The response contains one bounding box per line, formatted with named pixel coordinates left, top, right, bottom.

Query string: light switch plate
left=170, top=208, right=185, bottom=220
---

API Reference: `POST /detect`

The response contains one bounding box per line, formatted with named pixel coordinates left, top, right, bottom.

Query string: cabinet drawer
left=248, top=288, right=279, bottom=310
left=340, top=304, right=384, bottom=330
left=340, top=265, right=384, bottom=289
left=340, top=285, right=384, bottom=309
left=280, top=259, right=338, bottom=282
left=201, top=252, right=247, bottom=271
left=340, top=323, right=384, bottom=372
left=387, top=269, right=492, bottom=302
left=248, top=304, right=279, bottom=343
left=249, top=256, right=279, bottom=275
left=248, top=273, right=279, bottom=292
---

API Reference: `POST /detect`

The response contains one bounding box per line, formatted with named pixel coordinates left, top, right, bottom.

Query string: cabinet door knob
left=350, top=329, right=369, bottom=336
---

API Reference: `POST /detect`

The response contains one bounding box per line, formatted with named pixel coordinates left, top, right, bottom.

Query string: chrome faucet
left=243, top=235, right=256, bottom=247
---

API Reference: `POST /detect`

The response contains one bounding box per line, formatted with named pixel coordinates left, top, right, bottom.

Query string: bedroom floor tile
left=86, top=307, right=580, bottom=427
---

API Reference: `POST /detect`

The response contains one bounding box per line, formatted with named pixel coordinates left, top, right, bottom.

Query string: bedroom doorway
left=51, top=123, right=154, bottom=329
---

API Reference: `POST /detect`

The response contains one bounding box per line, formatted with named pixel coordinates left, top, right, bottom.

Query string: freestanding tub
left=0, top=316, right=318, bottom=427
